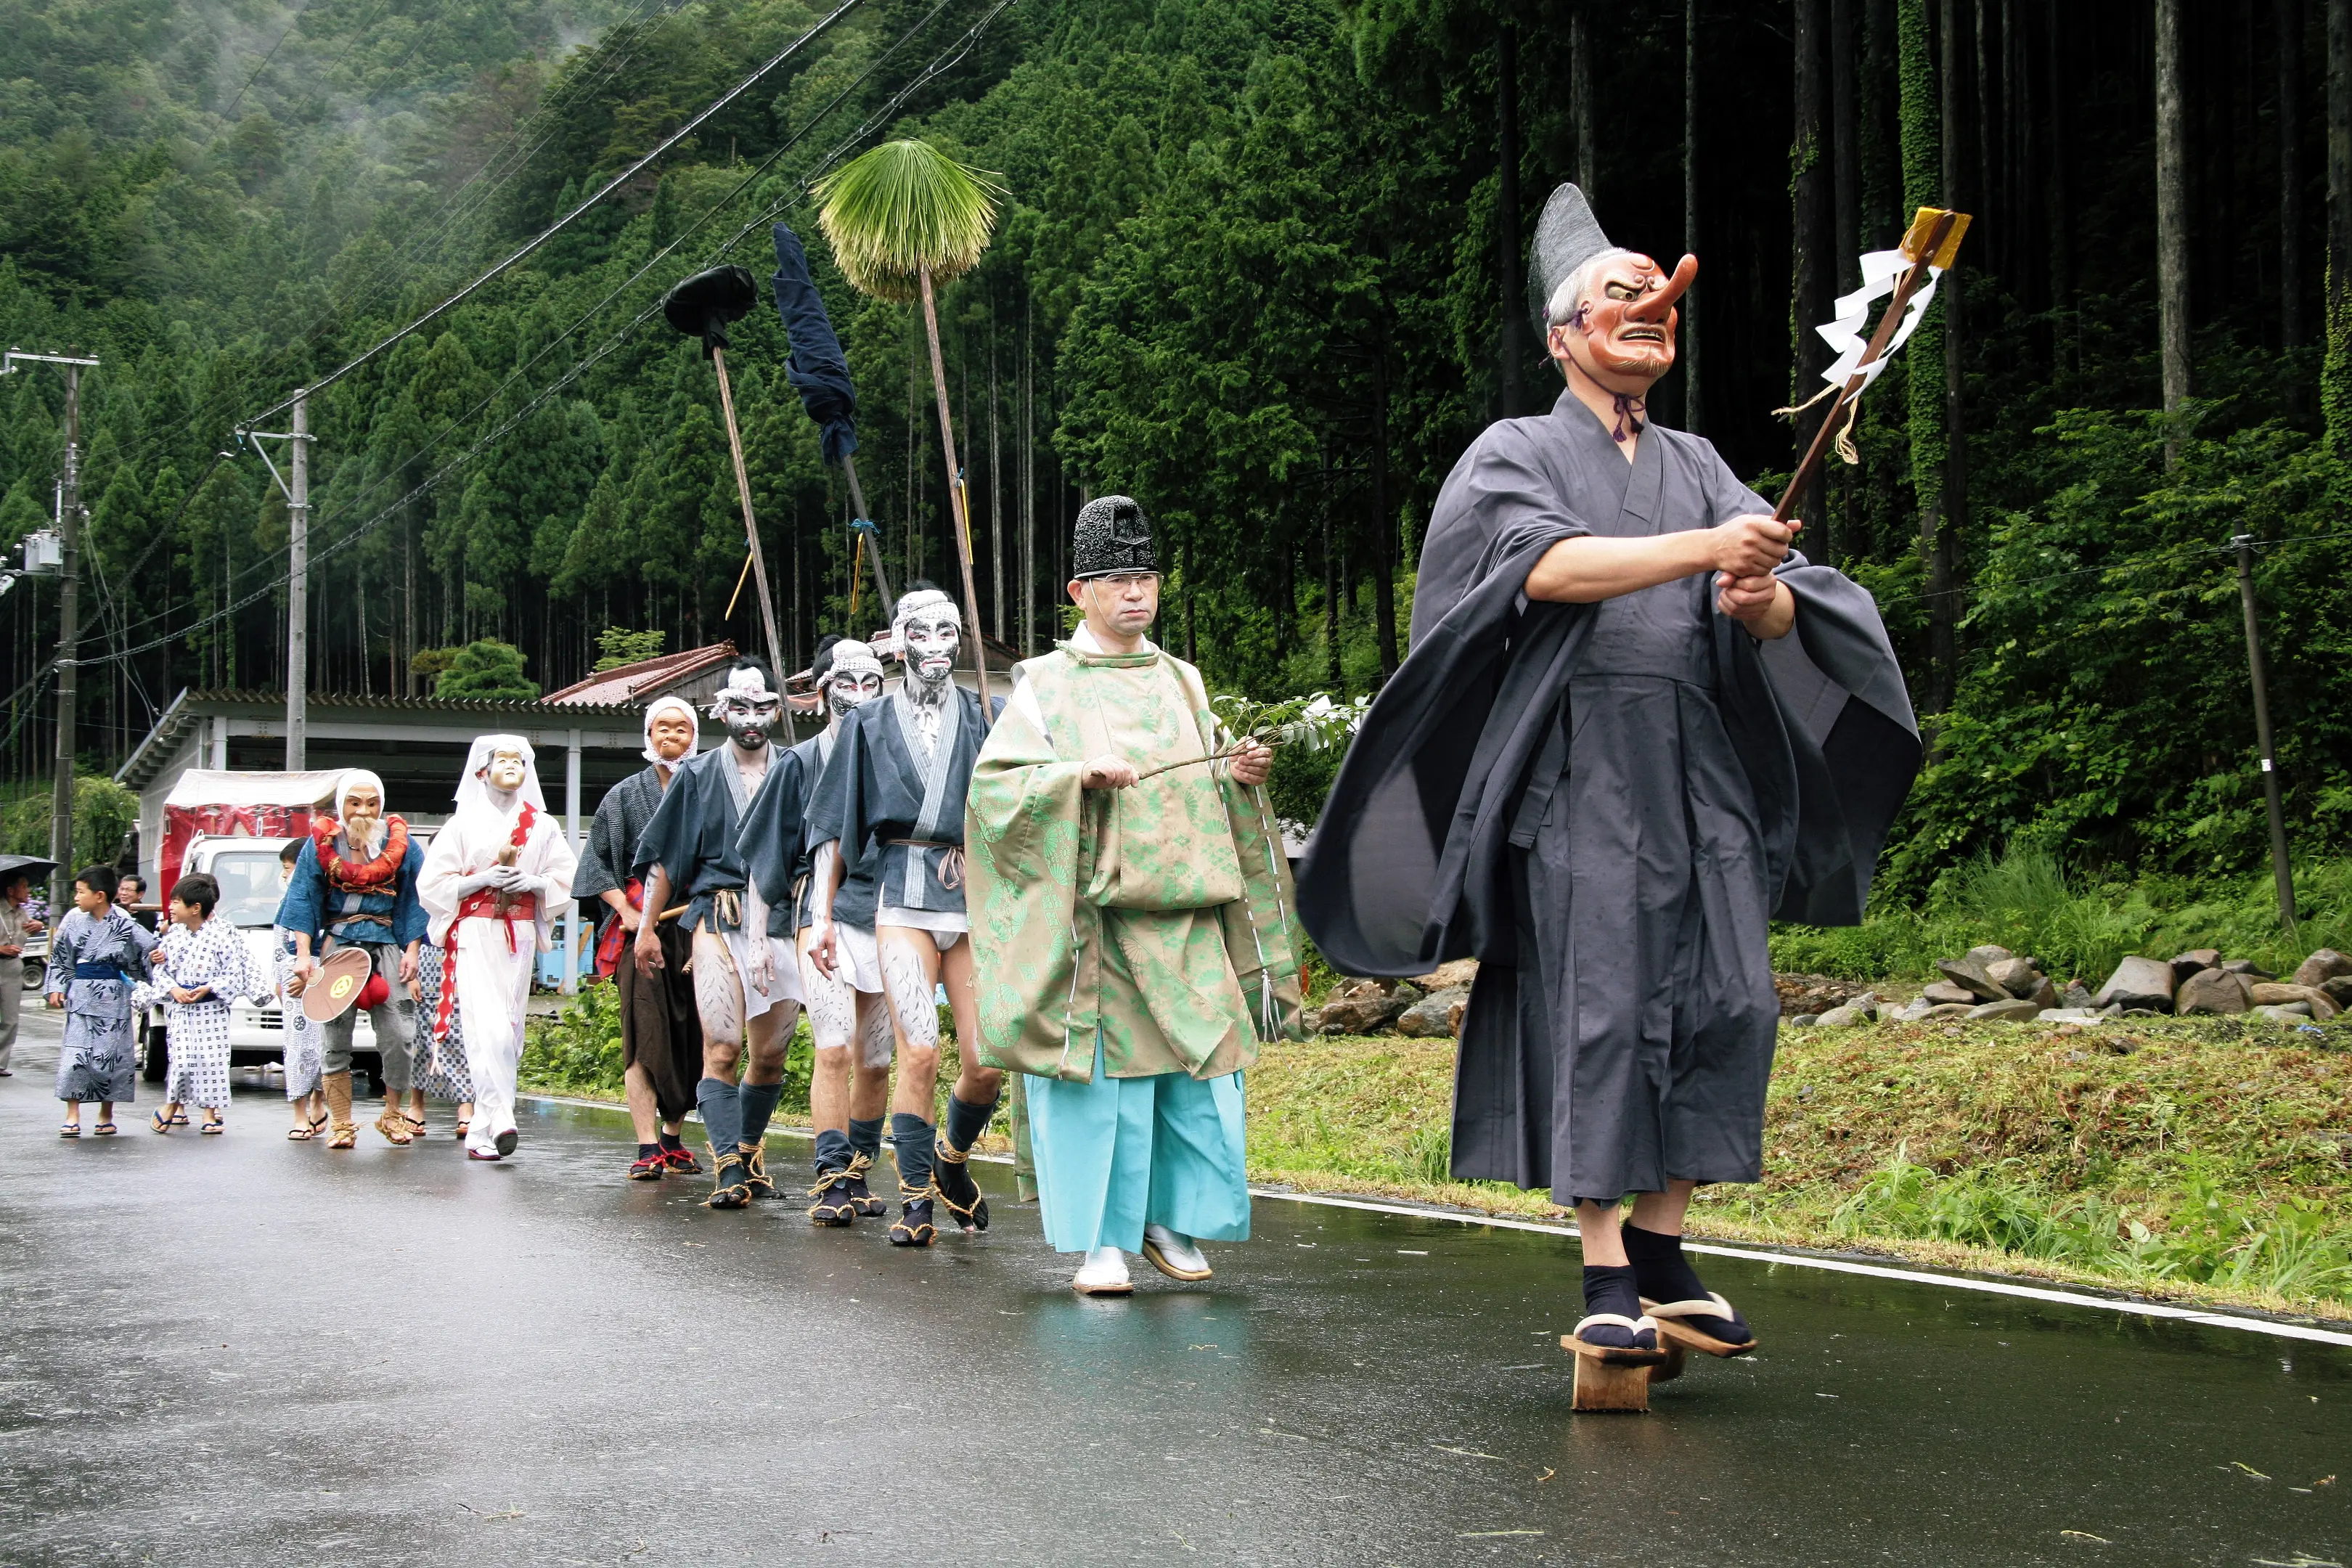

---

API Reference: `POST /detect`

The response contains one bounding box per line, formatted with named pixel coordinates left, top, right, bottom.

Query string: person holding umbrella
left=0, top=856, right=50, bottom=1077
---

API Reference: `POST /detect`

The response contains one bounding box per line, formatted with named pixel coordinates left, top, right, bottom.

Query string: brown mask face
left=1550, top=253, right=1698, bottom=396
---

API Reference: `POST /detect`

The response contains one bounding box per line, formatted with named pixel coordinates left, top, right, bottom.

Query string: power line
left=70, top=0, right=1018, bottom=671
left=221, top=6, right=308, bottom=121
left=244, top=0, right=871, bottom=428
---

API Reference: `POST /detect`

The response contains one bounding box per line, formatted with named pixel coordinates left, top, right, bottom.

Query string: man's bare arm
left=1525, top=516, right=1798, bottom=604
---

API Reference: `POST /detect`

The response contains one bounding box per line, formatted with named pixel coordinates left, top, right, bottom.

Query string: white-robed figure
left=418, top=734, right=579, bottom=1161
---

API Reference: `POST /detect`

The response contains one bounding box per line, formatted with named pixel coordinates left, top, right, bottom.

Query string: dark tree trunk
left=1498, top=25, right=1526, bottom=419
left=1832, top=0, right=1863, bottom=287
left=2282, top=0, right=2308, bottom=420
left=1683, top=0, right=1703, bottom=433
left=2329, top=0, right=2352, bottom=452
left=1792, top=0, right=1834, bottom=547
left=2157, top=0, right=2191, bottom=468
left=1571, top=4, right=1596, bottom=195
left=1373, top=347, right=1397, bottom=678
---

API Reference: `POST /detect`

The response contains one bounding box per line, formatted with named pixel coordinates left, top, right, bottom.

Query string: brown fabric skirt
left=618, top=918, right=703, bottom=1122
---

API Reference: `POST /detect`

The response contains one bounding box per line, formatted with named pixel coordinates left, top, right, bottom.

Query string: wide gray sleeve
left=573, top=796, right=626, bottom=903
left=1699, top=441, right=1774, bottom=525
left=1410, top=422, right=1598, bottom=648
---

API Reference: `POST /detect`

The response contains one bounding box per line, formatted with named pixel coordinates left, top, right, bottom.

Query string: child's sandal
left=92, top=1121, right=117, bottom=1135
left=200, top=1117, right=224, bottom=1135
left=58, top=1122, right=80, bottom=1138
left=150, top=1109, right=173, bottom=1133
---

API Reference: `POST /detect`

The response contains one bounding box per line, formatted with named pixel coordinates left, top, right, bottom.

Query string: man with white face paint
left=278, top=769, right=428, bottom=1151
left=418, top=735, right=579, bottom=1161
left=634, top=658, right=804, bottom=1209
left=576, top=694, right=706, bottom=1180
left=807, top=583, right=1005, bottom=1247
left=739, top=635, right=895, bottom=1225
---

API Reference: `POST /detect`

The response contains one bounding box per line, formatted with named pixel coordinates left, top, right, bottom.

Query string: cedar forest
left=2, top=0, right=2348, bottom=903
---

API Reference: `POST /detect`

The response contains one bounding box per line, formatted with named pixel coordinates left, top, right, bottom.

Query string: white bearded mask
left=892, top=589, right=960, bottom=701
left=822, top=640, right=885, bottom=721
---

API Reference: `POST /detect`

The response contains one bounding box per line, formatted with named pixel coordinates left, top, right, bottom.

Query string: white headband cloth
left=892, top=589, right=957, bottom=629
left=708, top=665, right=780, bottom=719
left=826, top=640, right=884, bottom=682
left=337, top=768, right=386, bottom=812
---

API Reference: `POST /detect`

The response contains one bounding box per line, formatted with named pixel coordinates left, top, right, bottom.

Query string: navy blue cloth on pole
left=771, top=222, right=859, bottom=466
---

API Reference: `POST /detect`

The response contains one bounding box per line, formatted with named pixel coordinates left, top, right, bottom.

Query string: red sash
left=593, top=878, right=644, bottom=978
left=431, top=804, right=540, bottom=1047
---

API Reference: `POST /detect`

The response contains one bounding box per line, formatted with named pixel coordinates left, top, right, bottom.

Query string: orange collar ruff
left=314, top=814, right=412, bottom=892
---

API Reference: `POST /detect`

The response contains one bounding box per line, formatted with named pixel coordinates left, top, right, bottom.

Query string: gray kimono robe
left=1299, top=392, right=1919, bottom=1203
left=807, top=687, right=1001, bottom=930
left=632, top=745, right=776, bottom=934
left=47, top=907, right=159, bottom=1103
left=581, top=761, right=700, bottom=1120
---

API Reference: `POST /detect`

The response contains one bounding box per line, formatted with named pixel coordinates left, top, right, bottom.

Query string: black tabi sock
left=658, top=1131, right=685, bottom=1154
left=737, top=1080, right=783, bottom=1149
left=890, top=1111, right=936, bottom=1198
left=1578, top=1263, right=1649, bottom=1349
left=637, top=1143, right=661, bottom=1161
left=942, top=1092, right=997, bottom=1153
left=696, top=1077, right=743, bottom=1158
left=847, top=1116, right=883, bottom=1163
left=813, top=1127, right=854, bottom=1176
left=1623, top=1223, right=1748, bottom=1340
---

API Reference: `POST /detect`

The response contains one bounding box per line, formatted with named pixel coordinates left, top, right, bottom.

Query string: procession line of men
left=47, top=181, right=1915, bottom=1341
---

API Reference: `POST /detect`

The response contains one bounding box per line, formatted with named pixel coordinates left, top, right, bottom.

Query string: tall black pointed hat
left=1525, top=184, right=1614, bottom=337
left=1071, top=495, right=1155, bottom=579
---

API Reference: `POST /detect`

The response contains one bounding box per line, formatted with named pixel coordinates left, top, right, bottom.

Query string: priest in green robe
left=966, top=497, right=1304, bottom=1297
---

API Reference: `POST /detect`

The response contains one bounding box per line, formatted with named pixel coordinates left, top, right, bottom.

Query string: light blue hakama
left=1025, top=1039, right=1251, bottom=1254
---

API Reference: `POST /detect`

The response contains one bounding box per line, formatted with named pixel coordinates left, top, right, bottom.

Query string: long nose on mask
left=1625, top=254, right=1699, bottom=324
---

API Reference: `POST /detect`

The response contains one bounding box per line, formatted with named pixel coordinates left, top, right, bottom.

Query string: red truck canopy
left=159, top=769, right=345, bottom=898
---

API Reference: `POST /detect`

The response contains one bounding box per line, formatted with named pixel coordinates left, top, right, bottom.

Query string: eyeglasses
left=1090, top=572, right=1159, bottom=591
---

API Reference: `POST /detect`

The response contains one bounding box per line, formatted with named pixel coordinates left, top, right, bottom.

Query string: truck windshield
left=208, top=852, right=287, bottom=928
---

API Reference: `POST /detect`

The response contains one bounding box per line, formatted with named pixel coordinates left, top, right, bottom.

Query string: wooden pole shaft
left=2234, top=535, right=2298, bottom=925
left=709, top=346, right=795, bottom=742
left=1772, top=210, right=1959, bottom=523
left=918, top=266, right=992, bottom=727
left=838, top=452, right=894, bottom=616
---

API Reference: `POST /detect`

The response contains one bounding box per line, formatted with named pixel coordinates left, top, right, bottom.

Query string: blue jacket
left=274, top=832, right=427, bottom=948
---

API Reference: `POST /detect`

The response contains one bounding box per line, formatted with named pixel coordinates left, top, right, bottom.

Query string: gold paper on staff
left=1900, top=207, right=1972, bottom=269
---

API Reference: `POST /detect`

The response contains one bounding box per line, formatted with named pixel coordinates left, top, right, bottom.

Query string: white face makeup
left=826, top=668, right=884, bottom=719
left=486, top=748, right=529, bottom=791
left=897, top=608, right=960, bottom=698
left=711, top=669, right=783, bottom=751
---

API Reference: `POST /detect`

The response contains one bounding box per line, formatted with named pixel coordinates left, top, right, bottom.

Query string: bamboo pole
left=917, top=266, right=992, bottom=726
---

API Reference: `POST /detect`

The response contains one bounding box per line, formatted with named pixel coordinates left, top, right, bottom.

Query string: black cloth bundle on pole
left=662, top=264, right=760, bottom=357
left=770, top=223, right=859, bottom=465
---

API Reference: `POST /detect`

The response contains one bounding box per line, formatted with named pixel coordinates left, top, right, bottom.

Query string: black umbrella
left=772, top=223, right=891, bottom=617
left=659, top=264, right=791, bottom=732
left=0, top=854, right=57, bottom=889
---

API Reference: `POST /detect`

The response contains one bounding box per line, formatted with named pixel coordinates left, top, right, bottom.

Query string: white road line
left=520, top=1093, right=2352, bottom=1349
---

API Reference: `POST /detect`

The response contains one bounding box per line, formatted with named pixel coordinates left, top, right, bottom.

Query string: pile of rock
left=2091, top=947, right=2348, bottom=1021
left=1877, top=945, right=2070, bottom=1024
left=1302, top=960, right=1477, bottom=1039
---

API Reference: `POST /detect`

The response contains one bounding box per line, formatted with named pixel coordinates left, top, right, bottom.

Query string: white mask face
left=486, top=748, right=528, bottom=791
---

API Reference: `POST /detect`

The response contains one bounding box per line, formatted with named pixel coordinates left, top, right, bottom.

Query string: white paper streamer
left=1813, top=248, right=1943, bottom=391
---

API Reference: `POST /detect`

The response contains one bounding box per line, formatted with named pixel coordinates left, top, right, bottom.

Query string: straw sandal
left=327, top=1122, right=358, bottom=1150
left=374, top=1108, right=414, bottom=1146
left=931, top=1140, right=989, bottom=1233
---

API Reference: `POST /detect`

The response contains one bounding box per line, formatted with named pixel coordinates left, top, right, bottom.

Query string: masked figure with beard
left=738, top=635, right=897, bottom=1225
left=575, top=695, right=707, bottom=1180
left=633, top=659, right=806, bottom=1208
left=1300, top=187, right=1917, bottom=1376
left=807, top=584, right=1005, bottom=1247
left=279, top=769, right=428, bottom=1151
left=419, top=735, right=579, bottom=1161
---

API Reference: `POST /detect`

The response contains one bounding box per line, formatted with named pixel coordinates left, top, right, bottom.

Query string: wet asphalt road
left=1, top=1011, right=2348, bottom=1567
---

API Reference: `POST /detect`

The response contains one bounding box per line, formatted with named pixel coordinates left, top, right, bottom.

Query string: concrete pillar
left=560, top=730, right=582, bottom=995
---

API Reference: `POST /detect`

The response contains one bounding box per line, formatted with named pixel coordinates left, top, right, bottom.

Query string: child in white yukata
left=136, top=873, right=269, bottom=1135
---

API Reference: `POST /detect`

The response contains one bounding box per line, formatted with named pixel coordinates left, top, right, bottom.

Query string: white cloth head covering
left=640, top=695, right=702, bottom=764
left=891, top=587, right=957, bottom=634
left=706, top=662, right=780, bottom=718
left=825, top=638, right=884, bottom=684
left=452, top=733, right=547, bottom=816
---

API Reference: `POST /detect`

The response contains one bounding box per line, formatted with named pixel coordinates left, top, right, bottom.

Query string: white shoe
left=1141, top=1224, right=1212, bottom=1281
left=1072, top=1246, right=1132, bottom=1296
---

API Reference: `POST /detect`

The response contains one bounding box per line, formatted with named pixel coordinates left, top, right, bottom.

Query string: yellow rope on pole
left=849, top=531, right=866, bottom=620
left=724, top=547, right=756, bottom=622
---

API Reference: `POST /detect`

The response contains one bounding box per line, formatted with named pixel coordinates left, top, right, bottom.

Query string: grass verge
left=523, top=988, right=2352, bottom=1320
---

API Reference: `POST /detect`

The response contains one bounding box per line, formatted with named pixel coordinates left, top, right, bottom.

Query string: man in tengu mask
left=1299, top=186, right=1920, bottom=1374
left=634, top=659, right=804, bottom=1207
left=807, top=585, right=1005, bottom=1247
left=738, top=635, right=897, bottom=1224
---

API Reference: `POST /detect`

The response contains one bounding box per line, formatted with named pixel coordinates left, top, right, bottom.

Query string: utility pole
left=2233, top=534, right=2297, bottom=925
left=3, top=349, right=99, bottom=911
left=242, top=391, right=314, bottom=769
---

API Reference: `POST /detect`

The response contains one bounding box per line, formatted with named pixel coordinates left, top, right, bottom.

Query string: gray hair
left=1544, top=247, right=1641, bottom=328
